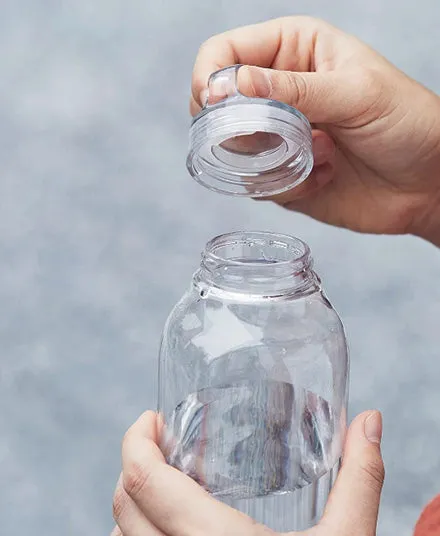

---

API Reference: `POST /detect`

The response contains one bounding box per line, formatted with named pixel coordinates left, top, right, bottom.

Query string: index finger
left=121, top=411, right=259, bottom=536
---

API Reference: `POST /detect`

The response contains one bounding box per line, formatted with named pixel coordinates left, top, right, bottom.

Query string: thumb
left=237, top=65, right=380, bottom=124
left=318, top=411, right=385, bottom=536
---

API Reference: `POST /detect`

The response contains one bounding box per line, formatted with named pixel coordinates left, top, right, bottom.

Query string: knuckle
left=353, top=67, right=388, bottom=108
left=360, top=455, right=385, bottom=492
left=121, top=427, right=133, bottom=450
left=192, top=37, right=220, bottom=94
left=284, top=15, right=328, bottom=32
left=196, top=39, right=209, bottom=60
left=197, top=35, right=219, bottom=60
left=112, top=487, right=126, bottom=522
left=288, top=15, right=319, bottom=25
left=361, top=67, right=384, bottom=93
left=343, top=66, right=394, bottom=124
left=286, top=72, right=308, bottom=104
left=123, top=460, right=150, bottom=499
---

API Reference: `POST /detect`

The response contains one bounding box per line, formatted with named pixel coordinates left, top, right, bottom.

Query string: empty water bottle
left=158, top=231, right=349, bottom=532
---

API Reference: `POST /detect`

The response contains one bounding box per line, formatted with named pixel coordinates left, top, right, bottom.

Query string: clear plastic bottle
left=158, top=231, right=349, bottom=532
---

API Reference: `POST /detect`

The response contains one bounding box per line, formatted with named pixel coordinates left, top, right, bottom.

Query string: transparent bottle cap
left=186, top=65, right=314, bottom=198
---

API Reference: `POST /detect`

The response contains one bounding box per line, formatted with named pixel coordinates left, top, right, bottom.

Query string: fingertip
left=350, top=410, right=377, bottom=430
left=319, top=410, right=384, bottom=533
left=346, top=410, right=383, bottom=445
left=199, top=88, right=209, bottom=107
left=342, top=410, right=384, bottom=466
left=237, top=66, right=273, bottom=98
left=191, top=65, right=211, bottom=109
left=267, top=161, right=334, bottom=211
left=364, top=410, right=383, bottom=445
left=312, top=130, right=336, bottom=166
left=312, top=161, right=335, bottom=189
left=190, top=95, right=201, bottom=116
left=124, top=411, right=161, bottom=446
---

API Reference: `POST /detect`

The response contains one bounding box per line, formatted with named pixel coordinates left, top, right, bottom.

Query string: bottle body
left=158, top=232, right=349, bottom=532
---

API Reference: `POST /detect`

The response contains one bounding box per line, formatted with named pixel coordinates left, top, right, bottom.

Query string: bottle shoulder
left=162, top=286, right=346, bottom=346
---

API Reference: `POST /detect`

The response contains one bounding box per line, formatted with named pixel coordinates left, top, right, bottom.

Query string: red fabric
left=414, top=495, right=440, bottom=536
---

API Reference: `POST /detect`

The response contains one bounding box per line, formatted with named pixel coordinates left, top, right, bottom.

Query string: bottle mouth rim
left=202, top=231, right=311, bottom=271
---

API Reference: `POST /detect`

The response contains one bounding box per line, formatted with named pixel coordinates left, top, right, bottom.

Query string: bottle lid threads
left=187, top=65, right=314, bottom=198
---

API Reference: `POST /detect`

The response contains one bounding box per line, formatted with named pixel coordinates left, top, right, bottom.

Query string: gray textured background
left=2, top=2, right=440, bottom=535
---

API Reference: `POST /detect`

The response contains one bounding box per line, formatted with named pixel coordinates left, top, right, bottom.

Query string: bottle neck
left=194, top=231, right=319, bottom=298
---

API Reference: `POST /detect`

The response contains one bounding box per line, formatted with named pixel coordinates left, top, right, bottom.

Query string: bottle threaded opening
left=197, top=231, right=315, bottom=296
left=187, top=99, right=313, bottom=198
left=204, top=231, right=310, bottom=266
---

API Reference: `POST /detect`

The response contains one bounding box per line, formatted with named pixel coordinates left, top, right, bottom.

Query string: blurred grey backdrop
left=2, top=1, right=440, bottom=535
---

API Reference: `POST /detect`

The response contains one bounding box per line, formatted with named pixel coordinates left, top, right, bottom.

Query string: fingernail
left=239, top=66, right=273, bottom=98
left=312, top=135, right=335, bottom=163
left=364, top=411, right=383, bottom=444
left=199, top=88, right=209, bottom=107
left=313, top=162, right=334, bottom=187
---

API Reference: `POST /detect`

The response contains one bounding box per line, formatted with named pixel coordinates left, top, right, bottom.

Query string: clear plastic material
left=158, top=231, right=349, bottom=532
left=187, top=65, right=313, bottom=197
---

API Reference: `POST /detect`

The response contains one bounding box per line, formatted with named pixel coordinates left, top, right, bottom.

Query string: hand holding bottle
left=111, top=410, right=384, bottom=536
left=191, top=17, right=440, bottom=246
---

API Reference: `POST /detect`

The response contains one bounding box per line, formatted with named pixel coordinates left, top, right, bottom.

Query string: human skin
left=190, top=17, right=440, bottom=247
left=112, top=410, right=384, bottom=536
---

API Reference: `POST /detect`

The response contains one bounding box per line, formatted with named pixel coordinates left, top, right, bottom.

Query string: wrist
left=410, top=91, right=440, bottom=248
left=412, top=200, right=440, bottom=248
left=420, top=225, right=440, bottom=248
